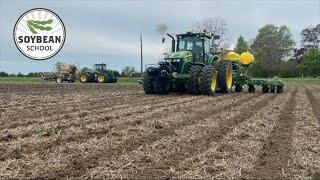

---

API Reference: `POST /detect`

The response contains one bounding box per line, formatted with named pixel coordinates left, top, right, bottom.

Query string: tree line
left=234, top=24, right=319, bottom=78
left=1, top=20, right=319, bottom=78
left=0, top=66, right=141, bottom=77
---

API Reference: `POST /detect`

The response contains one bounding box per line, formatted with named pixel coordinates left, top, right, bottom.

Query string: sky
left=0, top=0, right=319, bottom=74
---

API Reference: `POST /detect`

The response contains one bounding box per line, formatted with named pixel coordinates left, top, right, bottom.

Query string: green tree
left=299, top=49, right=320, bottom=77
left=234, top=36, right=249, bottom=54
left=17, top=72, right=25, bottom=77
left=0, top=71, right=9, bottom=77
left=121, top=66, right=139, bottom=77
left=26, top=72, right=38, bottom=77
left=250, top=24, right=295, bottom=77
left=80, top=67, right=91, bottom=73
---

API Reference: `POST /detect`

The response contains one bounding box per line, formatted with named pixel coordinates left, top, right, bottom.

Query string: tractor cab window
left=178, top=37, right=203, bottom=51
left=178, top=36, right=204, bottom=62
left=94, top=64, right=106, bottom=71
left=204, top=39, right=210, bottom=60
left=204, top=39, right=210, bottom=54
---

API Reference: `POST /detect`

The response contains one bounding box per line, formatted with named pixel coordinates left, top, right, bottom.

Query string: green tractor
left=79, top=63, right=118, bottom=83
left=142, top=30, right=284, bottom=95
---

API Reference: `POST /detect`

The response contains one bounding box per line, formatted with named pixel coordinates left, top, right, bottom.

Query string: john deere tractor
left=142, top=30, right=284, bottom=95
left=79, top=63, right=117, bottom=83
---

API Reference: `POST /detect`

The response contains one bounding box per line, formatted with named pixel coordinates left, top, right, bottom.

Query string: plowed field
left=0, top=83, right=319, bottom=178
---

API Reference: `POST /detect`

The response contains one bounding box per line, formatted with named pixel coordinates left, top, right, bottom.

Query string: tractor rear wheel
left=262, top=86, right=269, bottom=93
left=143, top=71, right=155, bottom=94
left=199, top=66, right=217, bottom=96
left=187, top=65, right=203, bottom=95
left=79, top=74, right=89, bottom=83
left=216, top=61, right=233, bottom=93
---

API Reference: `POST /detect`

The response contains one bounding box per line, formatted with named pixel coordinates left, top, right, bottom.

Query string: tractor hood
left=164, top=51, right=192, bottom=60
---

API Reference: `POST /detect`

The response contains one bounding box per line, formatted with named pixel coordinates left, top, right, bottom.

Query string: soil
left=0, top=83, right=319, bottom=178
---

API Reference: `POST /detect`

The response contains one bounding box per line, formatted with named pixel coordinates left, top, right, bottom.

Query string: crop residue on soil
left=0, top=83, right=319, bottom=178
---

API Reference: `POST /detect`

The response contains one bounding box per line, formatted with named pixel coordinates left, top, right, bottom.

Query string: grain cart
left=56, top=64, right=77, bottom=83
left=79, top=63, right=117, bottom=83
left=142, top=30, right=284, bottom=95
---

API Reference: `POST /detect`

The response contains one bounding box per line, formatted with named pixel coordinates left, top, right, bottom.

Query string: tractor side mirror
left=213, top=35, right=220, bottom=40
left=162, top=37, right=165, bottom=43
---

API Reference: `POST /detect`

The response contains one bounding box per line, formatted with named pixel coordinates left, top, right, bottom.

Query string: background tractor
left=79, top=63, right=118, bottom=83
left=143, top=30, right=284, bottom=95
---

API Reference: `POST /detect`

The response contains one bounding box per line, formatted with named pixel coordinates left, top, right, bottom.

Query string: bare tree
left=193, top=17, right=230, bottom=49
left=301, top=24, right=320, bottom=49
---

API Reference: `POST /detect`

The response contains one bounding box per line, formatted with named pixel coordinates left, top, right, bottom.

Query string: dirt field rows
left=0, top=83, right=319, bottom=178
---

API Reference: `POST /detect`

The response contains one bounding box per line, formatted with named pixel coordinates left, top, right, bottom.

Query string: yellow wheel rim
left=226, top=67, right=233, bottom=89
left=80, top=75, right=87, bottom=82
left=211, top=73, right=217, bottom=91
left=98, top=75, right=105, bottom=83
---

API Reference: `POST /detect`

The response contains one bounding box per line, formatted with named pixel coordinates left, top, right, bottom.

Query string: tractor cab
left=176, top=32, right=212, bottom=63
left=164, top=30, right=220, bottom=66
left=93, top=63, right=107, bottom=73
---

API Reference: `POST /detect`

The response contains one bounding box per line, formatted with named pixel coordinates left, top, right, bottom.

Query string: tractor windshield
left=177, top=36, right=204, bottom=62
left=177, top=37, right=203, bottom=52
left=94, top=64, right=106, bottom=71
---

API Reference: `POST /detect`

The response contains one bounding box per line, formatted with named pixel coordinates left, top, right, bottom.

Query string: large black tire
left=97, top=73, right=109, bottom=83
left=216, top=61, right=233, bottom=93
left=199, top=66, right=217, bottom=96
left=262, top=86, right=269, bottom=93
left=235, top=85, right=243, bottom=92
left=79, top=74, right=89, bottom=83
left=276, top=86, right=284, bottom=93
left=248, top=85, right=255, bottom=93
left=155, top=81, right=170, bottom=95
left=270, top=88, right=275, bottom=93
left=187, top=65, right=203, bottom=95
left=143, top=72, right=155, bottom=94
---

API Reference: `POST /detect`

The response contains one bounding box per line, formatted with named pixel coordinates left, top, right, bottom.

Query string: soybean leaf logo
left=13, top=8, right=66, bottom=60
left=27, top=19, right=53, bottom=34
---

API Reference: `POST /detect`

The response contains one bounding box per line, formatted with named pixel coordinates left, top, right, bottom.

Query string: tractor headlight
left=176, top=59, right=180, bottom=62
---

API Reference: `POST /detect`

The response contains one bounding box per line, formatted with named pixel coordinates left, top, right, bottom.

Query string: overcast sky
left=0, top=0, right=319, bottom=74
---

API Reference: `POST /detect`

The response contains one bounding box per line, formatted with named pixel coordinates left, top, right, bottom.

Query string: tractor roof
left=177, top=32, right=211, bottom=39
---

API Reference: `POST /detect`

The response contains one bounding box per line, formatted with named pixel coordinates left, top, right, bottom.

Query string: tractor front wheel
left=79, top=74, right=89, bottom=83
left=143, top=71, right=155, bottom=94
left=155, top=81, right=170, bottom=95
left=199, top=66, right=217, bottom=96
left=187, top=65, right=203, bottom=95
